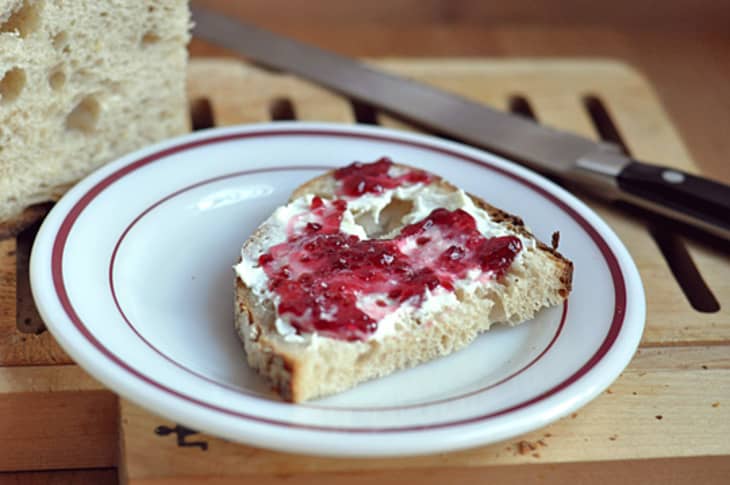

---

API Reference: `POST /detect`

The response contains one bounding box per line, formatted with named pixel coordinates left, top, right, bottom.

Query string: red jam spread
left=258, top=196, right=522, bottom=342
left=285, top=196, right=345, bottom=236
left=334, top=157, right=432, bottom=197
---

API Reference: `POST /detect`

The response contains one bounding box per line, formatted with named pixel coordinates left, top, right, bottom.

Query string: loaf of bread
left=0, top=0, right=190, bottom=235
left=234, top=159, right=573, bottom=402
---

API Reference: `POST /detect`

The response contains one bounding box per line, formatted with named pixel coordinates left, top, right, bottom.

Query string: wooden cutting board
left=1, top=58, right=728, bottom=483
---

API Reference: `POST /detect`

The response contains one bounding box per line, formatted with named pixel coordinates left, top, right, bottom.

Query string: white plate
left=31, top=122, right=645, bottom=457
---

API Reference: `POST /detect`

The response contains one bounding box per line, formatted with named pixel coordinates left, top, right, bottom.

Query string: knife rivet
left=661, top=170, right=685, bottom=184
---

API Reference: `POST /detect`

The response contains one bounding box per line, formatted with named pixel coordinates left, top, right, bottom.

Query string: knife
left=191, top=7, right=730, bottom=241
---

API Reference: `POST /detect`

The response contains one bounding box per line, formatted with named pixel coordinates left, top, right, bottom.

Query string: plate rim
left=30, top=122, right=645, bottom=455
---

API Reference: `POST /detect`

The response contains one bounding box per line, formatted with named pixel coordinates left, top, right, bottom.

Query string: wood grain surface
left=0, top=366, right=114, bottom=472
left=0, top=238, right=71, bottom=366
left=0, top=468, right=118, bottom=485
left=121, top=348, right=730, bottom=480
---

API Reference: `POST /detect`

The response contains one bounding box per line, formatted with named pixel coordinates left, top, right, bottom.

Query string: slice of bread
left=234, top=160, right=573, bottom=402
left=0, top=1, right=190, bottom=236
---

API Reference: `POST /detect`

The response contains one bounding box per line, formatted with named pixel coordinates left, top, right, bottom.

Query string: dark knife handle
left=617, top=160, right=730, bottom=237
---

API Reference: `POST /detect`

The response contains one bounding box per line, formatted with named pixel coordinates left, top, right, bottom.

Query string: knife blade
left=191, top=6, right=730, bottom=240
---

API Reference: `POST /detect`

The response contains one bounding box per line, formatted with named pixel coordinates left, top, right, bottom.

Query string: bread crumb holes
left=141, top=31, right=160, bottom=45
left=440, top=334, right=451, bottom=350
left=0, top=1, right=41, bottom=37
left=48, top=68, right=66, bottom=90
left=65, top=95, right=101, bottom=133
left=52, top=30, right=69, bottom=49
left=0, top=67, right=26, bottom=103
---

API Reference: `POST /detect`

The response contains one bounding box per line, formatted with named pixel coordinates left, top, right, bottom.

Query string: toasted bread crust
left=236, top=278, right=299, bottom=401
left=235, top=163, right=573, bottom=402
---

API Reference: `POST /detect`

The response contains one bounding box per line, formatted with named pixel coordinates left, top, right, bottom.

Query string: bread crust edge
left=235, top=163, right=573, bottom=402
